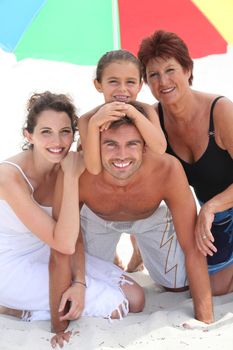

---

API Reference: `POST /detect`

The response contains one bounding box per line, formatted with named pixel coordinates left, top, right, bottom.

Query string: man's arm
left=49, top=250, right=71, bottom=334
left=58, top=233, right=86, bottom=322
left=49, top=168, right=83, bottom=348
left=164, top=157, right=214, bottom=324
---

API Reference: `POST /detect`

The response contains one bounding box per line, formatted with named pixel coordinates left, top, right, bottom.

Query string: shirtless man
left=50, top=112, right=214, bottom=346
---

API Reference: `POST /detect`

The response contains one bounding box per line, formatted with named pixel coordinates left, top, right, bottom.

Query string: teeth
left=113, top=161, right=131, bottom=168
left=161, top=87, right=175, bottom=93
left=48, top=148, right=63, bottom=153
left=114, top=95, right=129, bottom=102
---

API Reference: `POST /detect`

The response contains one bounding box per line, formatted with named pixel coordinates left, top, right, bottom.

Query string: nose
left=159, top=72, right=168, bottom=86
left=118, top=82, right=127, bottom=91
left=115, top=145, right=128, bottom=159
left=50, top=133, right=62, bottom=145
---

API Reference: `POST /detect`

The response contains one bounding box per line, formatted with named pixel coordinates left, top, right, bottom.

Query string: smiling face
left=146, top=57, right=191, bottom=105
left=100, top=123, right=145, bottom=180
left=94, top=60, right=142, bottom=103
left=25, top=110, right=73, bottom=163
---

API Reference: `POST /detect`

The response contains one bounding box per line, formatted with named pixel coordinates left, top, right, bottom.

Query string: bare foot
left=0, top=305, right=24, bottom=318
left=126, top=251, right=144, bottom=273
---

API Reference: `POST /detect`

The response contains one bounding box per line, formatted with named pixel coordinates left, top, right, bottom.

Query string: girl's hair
left=138, top=30, right=193, bottom=85
left=22, top=91, right=78, bottom=150
left=96, top=49, right=142, bottom=82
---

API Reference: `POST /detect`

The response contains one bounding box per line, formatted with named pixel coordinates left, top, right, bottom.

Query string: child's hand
left=90, top=102, right=127, bottom=131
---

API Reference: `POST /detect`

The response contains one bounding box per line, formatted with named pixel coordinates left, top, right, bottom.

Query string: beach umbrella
left=0, top=0, right=232, bottom=66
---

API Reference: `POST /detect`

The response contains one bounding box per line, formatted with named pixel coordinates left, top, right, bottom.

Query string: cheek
left=64, top=134, right=74, bottom=145
left=148, top=82, right=159, bottom=97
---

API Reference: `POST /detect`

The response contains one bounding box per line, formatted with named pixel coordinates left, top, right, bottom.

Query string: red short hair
left=138, top=30, right=193, bottom=85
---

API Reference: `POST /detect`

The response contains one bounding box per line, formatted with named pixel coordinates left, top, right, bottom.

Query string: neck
left=26, top=149, right=59, bottom=181
left=101, top=170, right=140, bottom=190
left=163, top=89, right=196, bottom=123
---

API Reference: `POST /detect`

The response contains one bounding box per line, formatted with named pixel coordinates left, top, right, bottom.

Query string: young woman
left=0, top=92, right=144, bottom=348
left=0, top=91, right=83, bottom=322
left=138, top=30, right=233, bottom=296
left=78, top=49, right=167, bottom=272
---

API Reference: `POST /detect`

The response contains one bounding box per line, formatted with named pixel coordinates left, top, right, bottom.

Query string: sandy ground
left=0, top=235, right=233, bottom=350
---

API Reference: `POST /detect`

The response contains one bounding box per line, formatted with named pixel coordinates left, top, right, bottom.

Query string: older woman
left=138, top=30, right=233, bottom=296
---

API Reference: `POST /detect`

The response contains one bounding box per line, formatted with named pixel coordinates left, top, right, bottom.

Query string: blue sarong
left=206, top=208, right=233, bottom=274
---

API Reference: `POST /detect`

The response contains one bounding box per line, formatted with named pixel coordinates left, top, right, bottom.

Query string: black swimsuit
left=158, top=97, right=233, bottom=267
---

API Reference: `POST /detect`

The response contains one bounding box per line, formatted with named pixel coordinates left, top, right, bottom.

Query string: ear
left=93, top=79, right=103, bottom=93
left=184, top=68, right=191, bottom=79
left=23, top=129, right=33, bottom=144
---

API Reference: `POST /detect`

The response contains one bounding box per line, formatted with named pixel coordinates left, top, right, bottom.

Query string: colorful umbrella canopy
left=0, top=0, right=120, bottom=65
left=0, top=0, right=232, bottom=65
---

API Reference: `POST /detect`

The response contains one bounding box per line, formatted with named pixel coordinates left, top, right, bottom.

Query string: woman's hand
left=61, top=151, right=85, bottom=178
left=58, top=284, right=85, bottom=321
left=195, top=204, right=217, bottom=256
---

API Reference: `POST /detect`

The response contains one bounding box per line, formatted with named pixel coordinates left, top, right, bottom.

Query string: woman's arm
left=195, top=184, right=233, bottom=257
left=0, top=152, right=84, bottom=254
left=195, top=97, right=233, bottom=256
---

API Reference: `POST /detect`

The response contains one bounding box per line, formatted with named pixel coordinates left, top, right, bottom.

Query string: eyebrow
left=106, top=76, right=138, bottom=80
left=102, top=138, right=143, bottom=144
left=102, top=139, right=118, bottom=144
left=127, top=139, right=143, bottom=143
left=39, top=127, right=52, bottom=130
left=39, top=126, right=72, bottom=131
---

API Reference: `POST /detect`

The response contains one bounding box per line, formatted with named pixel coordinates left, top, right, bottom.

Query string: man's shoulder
left=79, top=169, right=98, bottom=183
left=144, top=151, right=181, bottom=172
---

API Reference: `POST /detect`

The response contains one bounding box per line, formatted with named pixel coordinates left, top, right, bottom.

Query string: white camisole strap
left=0, top=160, right=34, bottom=193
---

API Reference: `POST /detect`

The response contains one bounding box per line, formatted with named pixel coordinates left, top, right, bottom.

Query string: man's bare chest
left=82, top=183, right=162, bottom=221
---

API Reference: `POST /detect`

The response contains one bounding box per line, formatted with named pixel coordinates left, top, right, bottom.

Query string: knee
left=210, top=268, right=233, bottom=296
left=121, top=277, right=145, bottom=313
left=111, top=285, right=145, bottom=320
left=211, top=281, right=233, bottom=296
left=129, top=285, right=145, bottom=313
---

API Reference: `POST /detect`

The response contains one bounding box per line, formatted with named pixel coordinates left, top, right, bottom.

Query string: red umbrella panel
left=118, top=0, right=228, bottom=58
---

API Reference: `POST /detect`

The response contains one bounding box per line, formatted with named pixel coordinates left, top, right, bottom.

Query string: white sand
left=0, top=48, right=233, bottom=349
left=0, top=234, right=233, bottom=349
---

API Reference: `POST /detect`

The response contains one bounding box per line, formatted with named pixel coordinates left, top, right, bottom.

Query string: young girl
left=0, top=92, right=144, bottom=348
left=78, top=50, right=167, bottom=272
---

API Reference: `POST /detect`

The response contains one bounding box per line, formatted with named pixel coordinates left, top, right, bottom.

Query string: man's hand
left=50, top=330, right=72, bottom=348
